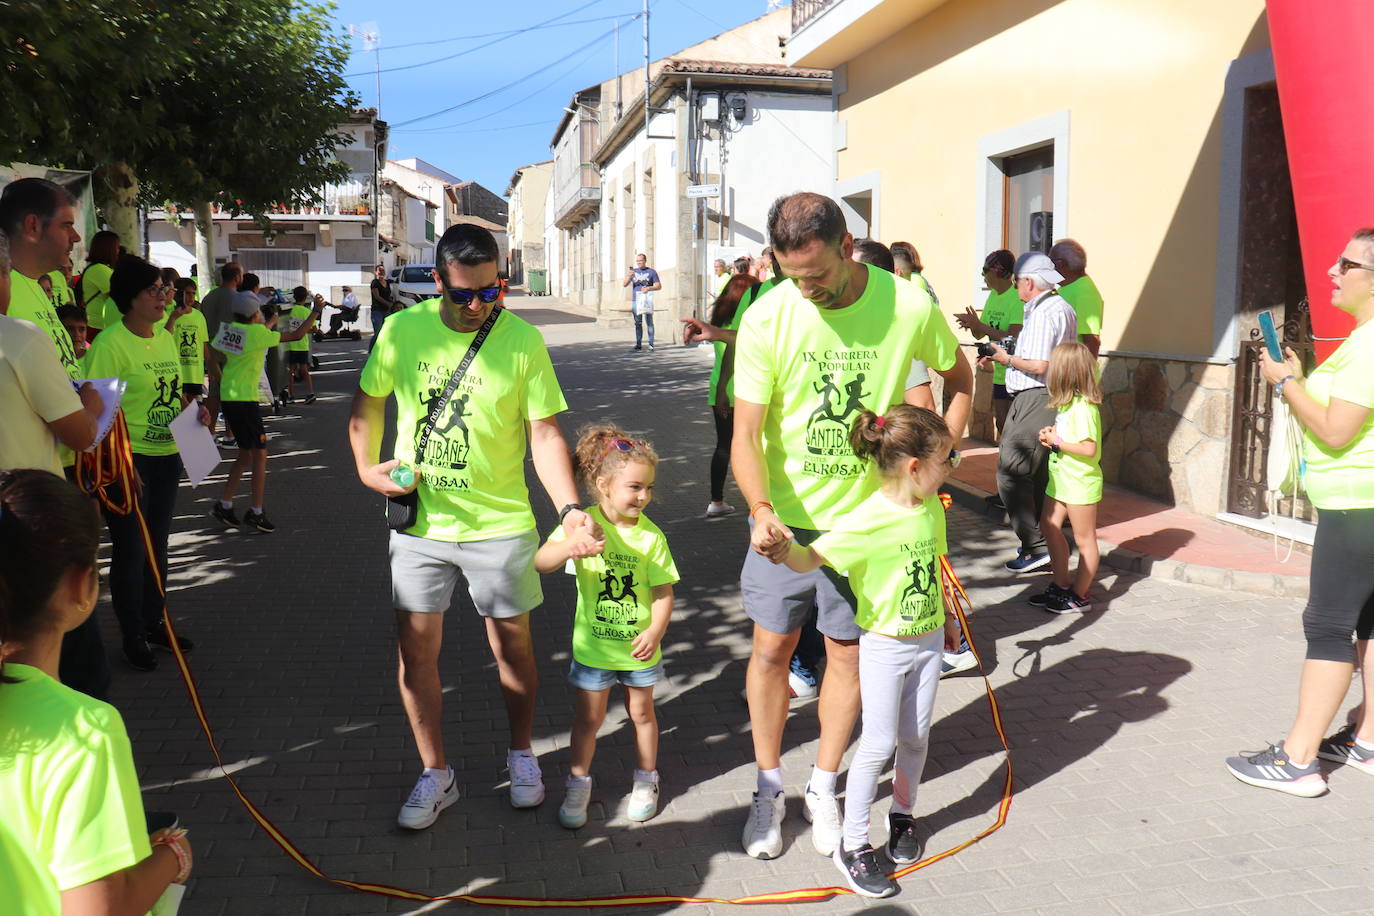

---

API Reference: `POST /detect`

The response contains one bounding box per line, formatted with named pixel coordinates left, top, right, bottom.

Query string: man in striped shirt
left=981, top=251, right=1077, bottom=573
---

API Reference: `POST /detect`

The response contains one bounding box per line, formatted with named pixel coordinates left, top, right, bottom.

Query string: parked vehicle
left=390, top=263, right=438, bottom=306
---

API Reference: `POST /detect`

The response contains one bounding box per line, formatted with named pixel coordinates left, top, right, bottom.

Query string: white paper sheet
left=169, top=404, right=220, bottom=487
left=151, top=882, right=185, bottom=916
left=74, top=376, right=126, bottom=451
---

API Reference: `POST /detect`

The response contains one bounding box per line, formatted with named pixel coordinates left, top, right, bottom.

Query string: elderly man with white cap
left=981, top=251, right=1078, bottom=573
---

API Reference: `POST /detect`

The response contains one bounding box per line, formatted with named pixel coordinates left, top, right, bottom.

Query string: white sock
left=634, top=768, right=659, bottom=784
left=219, top=499, right=232, bottom=509
left=566, top=773, right=592, bottom=787
left=249, top=506, right=262, bottom=515
left=1355, top=735, right=1374, bottom=751
left=757, top=767, right=783, bottom=795
left=807, top=766, right=838, bottom=797
left=423, top=765, right=452, bottom=782
left=509, top=747, right=535, bottom=760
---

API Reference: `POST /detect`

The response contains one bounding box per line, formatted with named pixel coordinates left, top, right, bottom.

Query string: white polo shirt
left=1005, top=290, right=1077, bottom=394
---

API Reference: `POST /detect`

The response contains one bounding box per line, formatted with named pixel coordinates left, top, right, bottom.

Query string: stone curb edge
left=943, top=479, right=1310, bottom=600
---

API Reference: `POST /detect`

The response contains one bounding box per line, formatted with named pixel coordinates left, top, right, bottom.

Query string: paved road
left=106, top=298, right=1374, bottom=915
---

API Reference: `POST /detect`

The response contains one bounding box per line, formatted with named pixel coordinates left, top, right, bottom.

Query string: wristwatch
left=1276, top=375, right=1296, bottom=398
left=558, top=503, right=583, bottom=522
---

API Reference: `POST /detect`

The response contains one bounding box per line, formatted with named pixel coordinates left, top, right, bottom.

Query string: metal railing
left=792, top=0, right=837, bottom=32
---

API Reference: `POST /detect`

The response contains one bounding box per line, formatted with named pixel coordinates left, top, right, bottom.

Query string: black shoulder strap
left=413, top=305, right=503, bottom=465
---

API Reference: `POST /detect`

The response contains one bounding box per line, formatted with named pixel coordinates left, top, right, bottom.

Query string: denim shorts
left=568, top=658, right=662, bottom=691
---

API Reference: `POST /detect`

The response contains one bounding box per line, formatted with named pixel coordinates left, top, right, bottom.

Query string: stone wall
left=1098, top=357, right=1234, bottom=515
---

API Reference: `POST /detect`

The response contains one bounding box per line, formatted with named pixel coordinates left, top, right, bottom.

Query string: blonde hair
left=849, top=405, right=951, bottom=476
left=1046, top=341, right=1102, bottom=408
left=572, top=423, right=658, bottom=493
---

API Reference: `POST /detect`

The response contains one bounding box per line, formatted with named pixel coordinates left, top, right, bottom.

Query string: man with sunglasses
left=350, top=223, right=597, bottom=830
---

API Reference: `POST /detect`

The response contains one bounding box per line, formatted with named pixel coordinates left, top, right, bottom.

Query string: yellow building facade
left=792, top=0, right=1302, bottom=528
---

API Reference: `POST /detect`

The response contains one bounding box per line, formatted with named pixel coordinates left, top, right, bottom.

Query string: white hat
left=231, top=291, right=262, bottom=319
left=1013, top=251, right=1064, bottom=286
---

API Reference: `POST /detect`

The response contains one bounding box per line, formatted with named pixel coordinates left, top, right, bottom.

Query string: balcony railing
left=792, top=0, right=837, bottom=32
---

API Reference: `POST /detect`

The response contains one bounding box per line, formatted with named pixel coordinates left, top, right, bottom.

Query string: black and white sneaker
left=242, top=509, right=276, bottom=533
left=1028, top=582, right=1072, bottom=608
left=210, top=503, right=240, bottom=528
left=303, top=393, right=317, bottom=404
left=397, top=767, right=459, bottom=829
left=886, top=813, right=922, bottom=865
left=1317, top=724, right=1374, bottom=776
left=833, top=842, right=897, bottom=898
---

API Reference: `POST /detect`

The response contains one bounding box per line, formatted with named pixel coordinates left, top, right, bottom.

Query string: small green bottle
left=389, top=463, right=415, bottom=488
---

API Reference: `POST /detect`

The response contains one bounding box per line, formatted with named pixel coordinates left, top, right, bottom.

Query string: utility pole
left=350, top=22, right=382, bottom=114
left=642, top=0, right=651, bottom=133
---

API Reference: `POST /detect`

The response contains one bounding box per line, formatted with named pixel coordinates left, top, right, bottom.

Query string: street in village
left=108, top=298, right=1374, bottom=915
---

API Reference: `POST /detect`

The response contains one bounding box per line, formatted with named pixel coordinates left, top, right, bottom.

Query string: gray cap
left=1013, top=251, right=1064, bottom=286
left=231, top=291, right=262, bottom=319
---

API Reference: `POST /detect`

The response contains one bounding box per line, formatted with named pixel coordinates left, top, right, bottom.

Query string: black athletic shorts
left=182, top=382, right=205, bottom=398
left=287, top=351, right=310, bottom=366
left=222, top=401, right=266, bottom=449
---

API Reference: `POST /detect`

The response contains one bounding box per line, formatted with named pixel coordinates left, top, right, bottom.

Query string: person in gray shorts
left=731, top=192, right=972, bottom=861
left=348, top=223, right=599, bottom=831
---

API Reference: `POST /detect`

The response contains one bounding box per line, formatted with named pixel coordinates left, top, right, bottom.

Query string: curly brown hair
left=572, top=423, right=659, bottom=493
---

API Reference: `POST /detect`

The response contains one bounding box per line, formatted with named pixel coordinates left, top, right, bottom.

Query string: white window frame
left=835, top=170, right=881, bottom=238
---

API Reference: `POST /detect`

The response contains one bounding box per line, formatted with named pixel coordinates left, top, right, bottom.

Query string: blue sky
left=326, top=0, right=788, bottom=195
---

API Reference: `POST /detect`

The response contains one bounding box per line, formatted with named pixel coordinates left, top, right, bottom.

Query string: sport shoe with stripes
left=1225, top=742, right=1327, bottom=797
left=1317, top=724, right=1374, bottom=776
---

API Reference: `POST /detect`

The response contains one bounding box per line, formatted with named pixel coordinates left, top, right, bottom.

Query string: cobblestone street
left=108, top=298, right=1374, bottom=915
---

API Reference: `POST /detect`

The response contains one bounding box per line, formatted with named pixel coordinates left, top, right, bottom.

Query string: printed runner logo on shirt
left=895, top=534, right=941, bottom=633
left=589, top=549, right=643, bottom=640
left=411, top=358, right=486, bottom=485
left=146, top=370, right=181, bottom=445
left=213, top=323, right=246, bottom=355
left=802, top=348, right=878, bottom=476
left=177, top=325, right=198, bottom=360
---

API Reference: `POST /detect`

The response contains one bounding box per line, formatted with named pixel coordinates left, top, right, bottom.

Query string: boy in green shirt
left=282, top=286, right=318, bottom=404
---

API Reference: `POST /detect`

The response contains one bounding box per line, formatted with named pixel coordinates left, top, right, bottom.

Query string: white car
left=390, top=263, right=437, bottom=306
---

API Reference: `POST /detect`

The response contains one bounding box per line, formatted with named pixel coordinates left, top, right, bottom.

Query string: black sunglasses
left=1336, top=256, right=1374, bottom=276
left=442, top=282, right=503, bottom=306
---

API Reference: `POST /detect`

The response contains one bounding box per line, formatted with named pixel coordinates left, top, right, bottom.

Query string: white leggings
left=843, top=628, right=943, bottom=850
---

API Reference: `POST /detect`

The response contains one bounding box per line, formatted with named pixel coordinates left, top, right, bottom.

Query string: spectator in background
left=370, top=263, right=395, bottom=348
left=853, top=239, right=935, bottom=411
left=79, top=230, right=121, bottom=340
left=37, top=272, right=53, bottom=301
left=752, top=247, right=774, bottom=283
left=981, top=251, right=1078, bottom=573
left=55, top=305, right=89, bottom=364
left=891, top=240, right=939, bottom=305
left=1050, top=239, right=1103, bottom=357
left=49, top=255, right=75, bottom=308
left=283, top=286, right=317, bottom=404
left=954, top=249, right=1021, bottom=436
left=167, top=277, right=207, bottom=399
left=201, top=261, right=244, bottom=440
left=733, top=256, right=752, bottom=276
left=713, top=258, right=731, bottom=296
left=622, top=253, right=661, bottom=351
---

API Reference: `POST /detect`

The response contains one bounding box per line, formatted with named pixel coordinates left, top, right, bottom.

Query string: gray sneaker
left=1225, top=742, right=1327, bottom=797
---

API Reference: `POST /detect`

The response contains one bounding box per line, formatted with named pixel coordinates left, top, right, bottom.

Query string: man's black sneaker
left=122, top=636, right=157, bottom=672
left=216, top=435, right=238, bottom=448
left=146, top=627, right=195, bottom=654
left=1029, top=582, right=1072, bottom=608
left=832, top=843, right=897, bottom=898
left=243, top=509, right=276, bottom=533
left=211, top=503, right=240, bottom=528
left=303, top=393, right=317, bottom=404
left=886, top=812, right=922, bottom=865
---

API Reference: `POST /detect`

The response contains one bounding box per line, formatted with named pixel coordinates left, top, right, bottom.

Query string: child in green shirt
left=1035, top=341, right=1104, bottom=613
left=535, top=424, right=678, bottom=830
left=773, top=405, right=961, bottom=899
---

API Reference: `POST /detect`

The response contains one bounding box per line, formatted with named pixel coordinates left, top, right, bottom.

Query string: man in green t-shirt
left=350, top=223, right=598, bottom=830
left=282, top=286, right=317, bottom=403
left=0, top=178, right=83, bottom=379
left=728, top=192, right=973, bottom=860
left=1050, top=239, right=1103, bottom=357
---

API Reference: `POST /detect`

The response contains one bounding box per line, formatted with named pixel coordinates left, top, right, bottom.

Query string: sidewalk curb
left=944, top=479, right=1311, bottom=600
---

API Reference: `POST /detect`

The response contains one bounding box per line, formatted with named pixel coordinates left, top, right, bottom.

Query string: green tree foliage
left=0, top=1, right=360, bottom=223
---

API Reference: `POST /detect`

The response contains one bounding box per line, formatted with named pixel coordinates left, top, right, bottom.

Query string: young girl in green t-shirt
left=535, top=424, right=679, bottom=831
left=1035, top=341, right=1104, bottom=613
left=774, top=405, right=961, bottom=899
left=0, top=470, right=193, bottom=914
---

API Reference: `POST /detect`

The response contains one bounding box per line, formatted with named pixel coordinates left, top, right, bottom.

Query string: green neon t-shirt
left=281, top=304, right=313, bottom=353
left=170, top=307, right=207, bottom=387
left=214, top=321, right=279, bottom=402
left=46, top=270, right=72, bottom=307
left=359, top=300, right=569, bottom=543
left=80, top=263, right=115, bottom=330
left=1302, top=320, right=1374, bottom=510
left=732, top=265, right=959, bottom=530
left=708, top=278, right=779, bottom=408
left=812, top=491, right=948, bottom=638
left=547, top=506, right=679, bottom=670
left=1058, top=275, right=1103, bottom=339
left=979, top=287, right=1024, bottom=386
left=83, top=322, right=182, bottom=457
left=1046, top=396, right=1103, bottom=505
left=0, top=664, right=151, bottom=915
left=9, top=270, right=80, bottom=380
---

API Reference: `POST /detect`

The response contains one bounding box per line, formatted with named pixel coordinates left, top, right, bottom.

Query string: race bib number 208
left=213, top=324, right=246, bottom=355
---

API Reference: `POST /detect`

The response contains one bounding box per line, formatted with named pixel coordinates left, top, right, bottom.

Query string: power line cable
left=390, top=26, right=618, bottom=128
left=356, top=11, right=623, bottom=54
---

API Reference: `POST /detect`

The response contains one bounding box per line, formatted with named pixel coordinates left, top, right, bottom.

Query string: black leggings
left=1304, top=506, right=1374, bottom=662
left=710, top=406, right=733, bottom=502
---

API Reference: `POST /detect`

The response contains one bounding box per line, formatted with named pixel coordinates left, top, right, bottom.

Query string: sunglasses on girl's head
left=605, top=438, right=632, bottom=453
left=442, top=282, right=503, bottom=306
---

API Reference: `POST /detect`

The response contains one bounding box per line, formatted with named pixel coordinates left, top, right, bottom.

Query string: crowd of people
left=2, top=175, right=1372, bottom=909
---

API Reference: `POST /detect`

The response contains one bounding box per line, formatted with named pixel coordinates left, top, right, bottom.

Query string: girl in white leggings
left=776, top=404, right=961, bottom=899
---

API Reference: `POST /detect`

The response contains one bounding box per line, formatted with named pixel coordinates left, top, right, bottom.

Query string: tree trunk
left=193, top=201, right=215, bottom=298
left=95, top=160, right=140, bottom=253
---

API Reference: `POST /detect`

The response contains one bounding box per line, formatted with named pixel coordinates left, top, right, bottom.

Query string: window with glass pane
left=1001, top=145, right=1054, bottom=254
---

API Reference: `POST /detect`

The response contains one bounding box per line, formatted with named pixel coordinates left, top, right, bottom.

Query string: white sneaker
left=940, top=648, right=978, bottom=678
left=508, top=751, right=545, bottom=808
left=627, top=776, right=660, bottom=822
left=397, top=767, right=459, bottom=830
left=803, top=787, right=842, bottom=856
left=558, top=777, right=592, bottom=829
left=705, top=501, right=736, bottom=518
left=742, top=790, right=786, bottom=859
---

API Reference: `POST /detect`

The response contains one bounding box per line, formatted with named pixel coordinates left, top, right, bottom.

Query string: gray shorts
left=389, top=530, right=542, bottom=616
left=740, top=525, right=862, bottom=641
